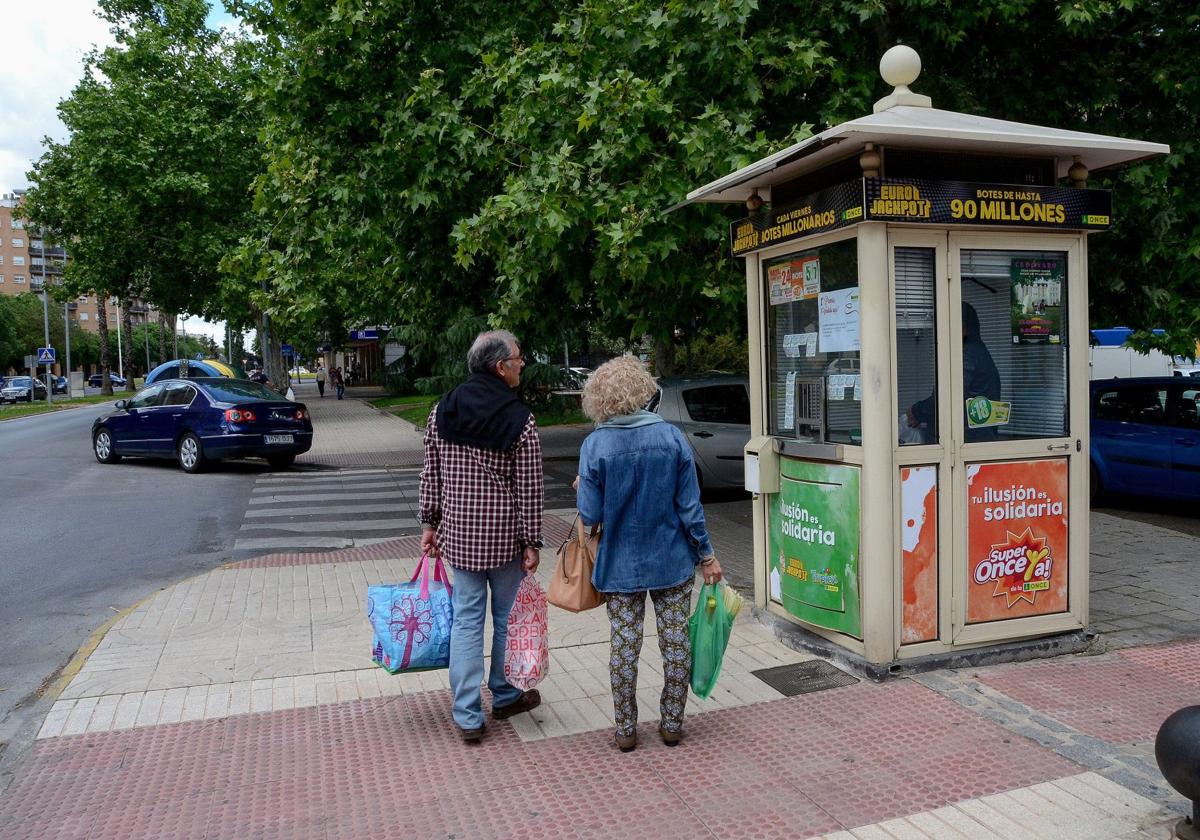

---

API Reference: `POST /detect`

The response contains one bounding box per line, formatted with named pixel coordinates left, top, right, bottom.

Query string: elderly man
left=419, top=329, right=544, bottom=742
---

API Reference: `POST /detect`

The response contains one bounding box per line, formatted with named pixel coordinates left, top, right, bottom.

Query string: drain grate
left=752, top=660, right=859, bottom=696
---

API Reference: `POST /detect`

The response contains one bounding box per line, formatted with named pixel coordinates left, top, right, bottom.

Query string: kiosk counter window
left=765, top=237, right=861, bottom=445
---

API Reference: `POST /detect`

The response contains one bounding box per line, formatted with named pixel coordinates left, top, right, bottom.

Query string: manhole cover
left=752, top=660, right=858, bottom=696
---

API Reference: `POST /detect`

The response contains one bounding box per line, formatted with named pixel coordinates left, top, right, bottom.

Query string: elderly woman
left=576, top=356, right=722, bottom=751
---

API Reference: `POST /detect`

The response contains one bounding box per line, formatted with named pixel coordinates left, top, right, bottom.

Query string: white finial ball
left=880, top=45, right=921, bottom=88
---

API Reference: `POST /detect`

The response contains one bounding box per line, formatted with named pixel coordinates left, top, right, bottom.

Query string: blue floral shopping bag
left=368, top=553, right=453, bottom=674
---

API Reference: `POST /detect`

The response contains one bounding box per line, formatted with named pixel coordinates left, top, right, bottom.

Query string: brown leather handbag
left=548, top=515, right=604, bottom=612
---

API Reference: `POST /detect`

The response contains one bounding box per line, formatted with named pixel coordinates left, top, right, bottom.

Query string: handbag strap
left=409, top=552, right=452, bottom=600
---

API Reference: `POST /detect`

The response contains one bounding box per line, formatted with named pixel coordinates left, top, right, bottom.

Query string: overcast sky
left=2, top=1, right=240, bottom=342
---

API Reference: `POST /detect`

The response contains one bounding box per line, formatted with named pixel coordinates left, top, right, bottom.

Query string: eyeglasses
left=502, top=355, right=527, bottom=365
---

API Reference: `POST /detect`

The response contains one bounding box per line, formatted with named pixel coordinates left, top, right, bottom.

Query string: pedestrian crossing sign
left=37, top=347, right=56, bottom=364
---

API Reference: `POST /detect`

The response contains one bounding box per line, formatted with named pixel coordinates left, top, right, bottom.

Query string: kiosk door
left=948, top=232, right=1087, bottom=645
left=891, top=231, right=1088, bottom=652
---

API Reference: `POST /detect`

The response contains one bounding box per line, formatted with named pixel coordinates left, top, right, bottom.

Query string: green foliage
left=22, top=0, right=1200, bottom=368
left=0, top=294, right=95, bottom=373
left=22, top=0, right=259, bottom=333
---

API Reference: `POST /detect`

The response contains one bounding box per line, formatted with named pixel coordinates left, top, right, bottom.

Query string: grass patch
left=371, top=394, right=438, bottom=426
left=371, top=393, right=587, bottom=428
left=536, top=407, right=589, bottom=426
left=0, top=393, right=125, bottom=420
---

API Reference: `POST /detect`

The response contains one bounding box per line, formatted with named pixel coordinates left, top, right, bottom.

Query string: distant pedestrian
left=419, top=329, right=544, bottom=742
left=316, top=364, right=327, bottom=398
left=333, top=367, right=345, bottom=400
left=576, top=356, right=721, bottom=752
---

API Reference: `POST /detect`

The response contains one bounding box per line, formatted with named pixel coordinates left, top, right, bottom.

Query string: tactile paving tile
left=976, top=642, right=1200, bottom=745
left=232, top=514, right=571, bottom=568
left=0, top=678, right=1082, bottom=838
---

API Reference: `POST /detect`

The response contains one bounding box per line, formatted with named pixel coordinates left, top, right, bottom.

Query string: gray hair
left=467, top=329, right=519, bottom=375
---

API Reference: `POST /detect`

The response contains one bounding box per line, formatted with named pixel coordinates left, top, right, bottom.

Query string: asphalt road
left=0, top=401, right=262, bottom=789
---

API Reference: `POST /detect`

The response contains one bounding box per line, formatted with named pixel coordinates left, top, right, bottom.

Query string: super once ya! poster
left=966, top=459, right=1069, bottom=623
left=768, top=460, right=861, bottom=637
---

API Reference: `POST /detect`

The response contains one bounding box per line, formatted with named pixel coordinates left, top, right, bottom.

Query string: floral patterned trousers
left=605, top=579, right=693, bottom=737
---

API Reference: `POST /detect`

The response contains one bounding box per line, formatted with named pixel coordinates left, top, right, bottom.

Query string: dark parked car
left=1, top=376, right=49, bottom=403
left=1090, top=377, right=1200, bottom=502
left=91, top=378, right=313, bottom=472
left=87, top=372, right=127, bottom=388
left=51, top=375, right=68, bottom=394
left=650, top=374, right=751, bottom=489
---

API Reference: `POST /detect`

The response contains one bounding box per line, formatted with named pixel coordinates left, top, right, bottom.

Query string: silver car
left=650, top=374, right=750, bottom=490
left=1, top=376, right=49, bottom=403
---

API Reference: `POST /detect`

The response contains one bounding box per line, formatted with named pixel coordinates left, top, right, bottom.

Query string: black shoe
left=493, top=690, right=541, bottom=720
left=659, top=725, right=682, bottom=747
left=460, top=722, right=486, bottom=743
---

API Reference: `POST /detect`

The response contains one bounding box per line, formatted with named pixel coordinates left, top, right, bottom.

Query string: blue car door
left=1171, top=384, right=1200, bottom=499
left=124, top=384, right=168, bottom=455
left=1091, top=383, right=1172, bottom=495
left=159, top=382, right=199, bottom=453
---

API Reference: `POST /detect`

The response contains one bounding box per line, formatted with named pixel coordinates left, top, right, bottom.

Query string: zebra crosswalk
left=232, top=465, right=578, bottom=555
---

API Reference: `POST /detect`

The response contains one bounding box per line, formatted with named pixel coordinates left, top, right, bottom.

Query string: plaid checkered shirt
left=419, top=407, right=544, bottom=571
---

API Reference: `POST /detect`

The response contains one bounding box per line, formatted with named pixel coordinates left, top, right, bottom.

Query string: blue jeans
left=448, top=557, right=525, bottom=729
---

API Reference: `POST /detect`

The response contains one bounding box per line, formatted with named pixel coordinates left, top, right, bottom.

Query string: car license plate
left=265, top=434, right=294, bottom=445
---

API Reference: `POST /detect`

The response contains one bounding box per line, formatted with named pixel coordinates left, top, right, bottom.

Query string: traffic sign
left=280, top=344, right=294, bottom=357
left=37, top=347, right=56, bottom=364
left=24, top=355, right=35, bottom=370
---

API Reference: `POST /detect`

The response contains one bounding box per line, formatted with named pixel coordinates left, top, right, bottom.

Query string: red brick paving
left=0, top=679, right=1082, bottom=839
left=976, top=639, right=1200, bottom=746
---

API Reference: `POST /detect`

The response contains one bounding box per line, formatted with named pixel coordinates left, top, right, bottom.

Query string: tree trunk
left=255, top=309, right=287, bottom=393
left=158, top=310, right=167, bottom=365
left=653, top=334, right=676, bottom=378
left=121, top=298, right=136, bottom=390
left=97, top=295, right=113, bottom=396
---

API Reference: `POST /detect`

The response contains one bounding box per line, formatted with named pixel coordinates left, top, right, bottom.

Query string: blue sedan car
left=92, top=378, right=313, bottom=472
left=1090, top=377, right=1200, bottom=502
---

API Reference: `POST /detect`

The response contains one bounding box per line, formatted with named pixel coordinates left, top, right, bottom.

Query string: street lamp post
left=40, top=284, right=52, bottom=405
left=64, top=301, right=72, bottom=395
left=144, top=313, right=151, bottom=373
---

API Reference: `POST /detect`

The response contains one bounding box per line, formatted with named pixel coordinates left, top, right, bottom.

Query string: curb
left=42, top=591, right=159, bottom=705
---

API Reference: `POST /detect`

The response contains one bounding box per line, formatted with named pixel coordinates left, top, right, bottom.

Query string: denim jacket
left=576, top=412, right=715, bottom=593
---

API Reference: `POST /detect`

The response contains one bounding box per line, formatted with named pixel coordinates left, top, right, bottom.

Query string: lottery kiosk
left=683, top=47, right=1168, bottom=672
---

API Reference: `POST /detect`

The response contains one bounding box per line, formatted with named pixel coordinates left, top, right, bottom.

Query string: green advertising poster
left=1010, top=257, right=1065, bottom=344
left=767, top=459, right=862, bottom=637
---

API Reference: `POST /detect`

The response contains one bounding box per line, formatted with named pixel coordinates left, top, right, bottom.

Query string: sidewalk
left=1, top=386, right=1196, bottom=837
left=1, top=502, right=1191, bottom=838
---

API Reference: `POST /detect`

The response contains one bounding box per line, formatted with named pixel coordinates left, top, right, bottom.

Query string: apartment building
left=1, top=191, right=159, bottom=335
left=0, top=192, right=32, bottom=295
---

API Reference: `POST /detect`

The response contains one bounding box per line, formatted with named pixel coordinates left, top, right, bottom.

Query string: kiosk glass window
left=895, top=247, right=938, bottom=445
left=764, top=237, right=860, bottom=444
left=960, top=249, right=1068, bottom=441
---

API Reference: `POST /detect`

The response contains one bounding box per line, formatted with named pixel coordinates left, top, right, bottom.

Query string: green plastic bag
left=688, top=583, right=741, bottom=699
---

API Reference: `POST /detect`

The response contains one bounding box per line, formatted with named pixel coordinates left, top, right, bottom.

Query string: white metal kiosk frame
left=682, top=48, right=1169, bottom=669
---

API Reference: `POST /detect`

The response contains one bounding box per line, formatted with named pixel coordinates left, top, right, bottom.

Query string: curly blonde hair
left=582, top=356, right=658, bottom=423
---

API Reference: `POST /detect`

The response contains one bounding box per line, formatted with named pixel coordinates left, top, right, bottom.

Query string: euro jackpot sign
left=729, top=181, right=863, bottom=257
left=865, top=178, right=1112, bottom=230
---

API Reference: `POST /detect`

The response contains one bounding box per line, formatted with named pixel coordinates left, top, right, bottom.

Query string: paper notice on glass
left=852, top=375, right=862, bottom=401
left=827, top=374, right=852, bottom=400
left=804, top=332, right=818, bottom=357
left=783, top=334, right=803, bottom=358
left=783, top=371, right=796, bottom=429
left=818, top=287, right=861, bottom=353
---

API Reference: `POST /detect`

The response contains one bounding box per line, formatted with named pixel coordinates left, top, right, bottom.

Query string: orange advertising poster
left=966, top=459, right=1069, bottom=623
left=901, top=466, right=938, bottom=643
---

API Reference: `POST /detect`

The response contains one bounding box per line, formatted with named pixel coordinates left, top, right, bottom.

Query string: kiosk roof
left=682, top=105, right=1169, bottom=208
